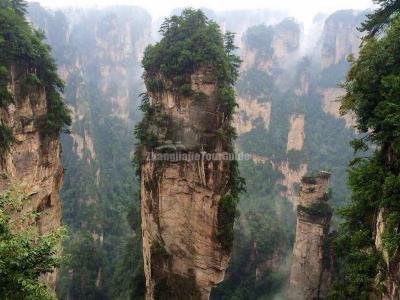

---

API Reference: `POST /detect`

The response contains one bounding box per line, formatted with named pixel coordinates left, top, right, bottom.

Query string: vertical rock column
left=0, top=67, right=64, bottom=289
left=288, top=171, right=333, bottom=300
left=140, top=68, right=232, bottom=300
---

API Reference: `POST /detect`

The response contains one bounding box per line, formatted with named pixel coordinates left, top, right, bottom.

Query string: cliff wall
left=288, top=171, right=333, bottom=299
left=0, top=65, right=64, bottom=289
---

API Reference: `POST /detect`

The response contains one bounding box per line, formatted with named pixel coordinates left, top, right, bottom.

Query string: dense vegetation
left=0, top=186, right=64, bottom=299
left=330, top=4, right=400, bottom=298
left=0, top=0, right=70, bottom=146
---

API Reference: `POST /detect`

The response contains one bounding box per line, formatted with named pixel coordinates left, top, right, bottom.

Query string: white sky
left=28, top=0, right=374, bottom=21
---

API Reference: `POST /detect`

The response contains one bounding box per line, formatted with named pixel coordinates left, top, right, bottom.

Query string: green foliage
left=0, top=65, right=14, bottom=107
left=20, top=72, right=41, bottom=96
left=298, top=202, right=333, bottom=218
left=243, top=24, right=274, bottom=58
left=139, top=8, right=240, bottom=149
left=0, top=123, right=15, bottom=154
left=318, top=57, right=350, bottom=88
left=360, top=0, right=400, bottom=36
left=275, top=18, right=299, bottom=34
left=110, top=200, right=145, bottom=300
left=341, top=15, right=400, bottom=143
left=215, top=159, right=246, bottom=252
left=0, top=0, right=71, bottom=137
left=216, top=195, right=240, bottom=252
left=328, top=247, right=383, bottom=300
left=213, top=202, right=294, bottom=299
left=212, top=161, right=295, bottom=299
left=142, top=8, right=239, bottom=93
left=236, top=68, right=272, bottom=100
left=331, top=13, right=400, bottom=298
left=57, top=231, right=106, bottom=300
left=287, top=149, right=305, bottom=170
left=0, top=186, right=65, bottom=300
left=301, top=172, right=318, bottom=184
left=154, top=274, right=201, bottom=300
left=58, top=115, right=139, bottom=299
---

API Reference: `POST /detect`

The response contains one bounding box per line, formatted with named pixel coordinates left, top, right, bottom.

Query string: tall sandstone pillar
left=140, top=68, right=233, bottom=300
left=288, top=171, right=333, bottom=300
left=0, top=66, right=64, bottom=288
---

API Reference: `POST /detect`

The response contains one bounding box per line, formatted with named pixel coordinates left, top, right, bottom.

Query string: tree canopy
left=360, top=0, right=400, bottom=36
left=330, top=10, right=400, bottom=300
left=142, top=8, right=240, bottom=91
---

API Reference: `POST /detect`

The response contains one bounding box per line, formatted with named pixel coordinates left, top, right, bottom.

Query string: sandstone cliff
left=0, top=65, right=64, bottom=288
left=320, top=10, right=364, bottom=69
left=140, top=68, right=233, bottom=300
left=288, top=171, right=333, bottom=299
left=273, top=18, right=300, bottom=60
left=374, top=207, right=400, bottom=299
left=320, top=87, right=355, bottom=128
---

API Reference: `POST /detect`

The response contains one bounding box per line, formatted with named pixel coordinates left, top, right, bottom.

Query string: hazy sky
left=28, top=0, right=374, bottom=21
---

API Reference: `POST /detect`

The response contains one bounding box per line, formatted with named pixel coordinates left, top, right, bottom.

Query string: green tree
left=330, top=10, right=400, bottom=299
left=360, top=0, right=400, bottom=36
left=0, top=186, right=65, bottom=300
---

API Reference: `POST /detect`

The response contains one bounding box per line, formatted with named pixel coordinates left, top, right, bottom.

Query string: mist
left=28, top=0, right=373, bottom=22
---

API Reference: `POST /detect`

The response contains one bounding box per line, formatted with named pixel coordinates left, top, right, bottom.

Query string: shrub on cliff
left=142, top=9, right=240, bottom=92
left=0, top=186, right=65, bottom=300
left=0, top=0, right=71, bottom=141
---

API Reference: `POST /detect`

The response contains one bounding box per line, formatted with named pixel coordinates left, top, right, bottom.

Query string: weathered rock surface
left=234, top=97, right=271, bottom=135
left=273, top=19, right=300, bottom=60
left=320, top=87, right=355, bottom=128
left=287, top=114, right=305, bottom=151
left=279, top=162, right=308, bottom=207
left=0, top=66, right=64, bottom=289
left=374, top=207, right=400, bottom=299
left=320, top=10, right=364, bottom=69
left=141, top=69, right=232, bottom=300
left=288, top=171, right=333, bottom=300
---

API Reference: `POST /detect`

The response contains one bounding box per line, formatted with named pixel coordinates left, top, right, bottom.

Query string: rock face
left=234, top=97, right=271, bottom=135
left=320, top=87, right=355, bottom=128
left=374, top=208, right=400, bottom=299
left=288, top=171, right=333, bottom=300
left=0, top=66, right=63, bottom=289
left=321, top=10, right=364, bottom=69
left=287, top=114, right=305, bottom=151
left=273, top=18, right=300, bottom=60
left=141, top=68, right=232, bottom=299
